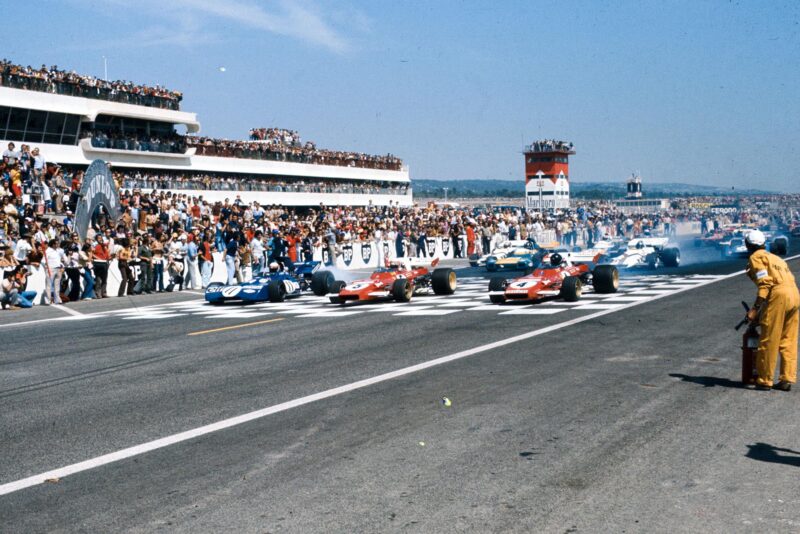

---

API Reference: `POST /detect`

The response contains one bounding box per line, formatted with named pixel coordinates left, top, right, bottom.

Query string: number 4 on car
left=488, top=252, right=619, bottom=304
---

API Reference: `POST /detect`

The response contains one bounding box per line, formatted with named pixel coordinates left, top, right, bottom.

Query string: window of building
left=7, top=107, right=28, bottom=137
left=0, top=105, right=83, bottom=145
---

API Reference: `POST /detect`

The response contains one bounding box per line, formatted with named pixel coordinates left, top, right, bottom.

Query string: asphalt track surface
left=2, top=240, right=800, bottom=533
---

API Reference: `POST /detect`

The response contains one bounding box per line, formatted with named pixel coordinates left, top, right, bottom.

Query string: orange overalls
left=747, top=249, right=799, bottom=386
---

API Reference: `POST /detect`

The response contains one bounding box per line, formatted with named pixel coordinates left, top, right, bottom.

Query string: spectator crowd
left=82, top=129, right=187, bottom=154
left=119, top=171, right=409, bottom=195
left=1, top=59, right=183, bottom=110
left=2, top=157, right=798, bottom=310
left=528, top=139, right=574, bottom=153
left=188, top=128, right=403, bottom=171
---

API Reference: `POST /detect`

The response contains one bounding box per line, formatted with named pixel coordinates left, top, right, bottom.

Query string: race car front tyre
left=432, top=268, right=457, bottom=295
left=206, top=282, right=225, bottom=305
left=268, top=280, right=286, bottom=302
left=772, top=238, right=788, bottom=256
left=592, top=265, right=619, bottom=293
left=560, top=276, right=583, bottom=302
left=392, top=278, right=413, bottom=302
left=311, top=270, right=335, bottom=296
left=330, top=280, right=346, bottom=293
left=646, top=253, right=661, bottom=269
left=660, top=247, right=681, bottom=267
left=328, top=280, right=346, bottom=304
left=488, top=276, right=507, bottom=304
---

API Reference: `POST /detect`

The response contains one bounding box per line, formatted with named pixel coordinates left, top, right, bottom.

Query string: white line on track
left=2, top=256, right=799, bottom=497
left=51, top=304, right=85, bottom=317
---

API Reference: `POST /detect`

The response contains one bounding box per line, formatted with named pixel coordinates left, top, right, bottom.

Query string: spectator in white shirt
left=44, top=239, right=65, bottom=304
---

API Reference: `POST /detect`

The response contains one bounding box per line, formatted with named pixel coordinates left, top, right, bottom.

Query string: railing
left=85, top=135, right=186, bottom=154
left=121, top=178, right=409, bottom=196
left=0, top=72, right=181, bottom=110
left=525, top=142, right=575, bottom=154
left=189, top=143, right=403, bottom=171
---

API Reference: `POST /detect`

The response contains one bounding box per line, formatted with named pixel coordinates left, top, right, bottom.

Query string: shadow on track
left=669, top=373, right=745, bottom=389
left=746, top=442, right=800, bottom=467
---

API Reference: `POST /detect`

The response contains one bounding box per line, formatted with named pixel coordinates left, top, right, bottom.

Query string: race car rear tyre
left=268, top=280, right=286, bottom=302
left=772, top=238, right=788, bottom=256
left=311, top=270, right=335, bottom=296
left=432, top=268, right=457, bottom=295
left=560, top=276, right=583, bottom=302
left=660, top=247, right=681, bottom=267
left=592, top=265, right=619, bottom=294
left=392, top=278, right=413, bottom=302
left=488, top=276, right=507, bottom=304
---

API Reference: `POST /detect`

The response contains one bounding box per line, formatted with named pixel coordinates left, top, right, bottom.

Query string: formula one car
left=328, top=258, right=457, bottom=304
left=485, top=246, right=545, bottom=272
left=469, top=239, right=553, bottom=268
left=488, top=253, right=619, bottom=304
left=604, top=237, right=680, bottom=269
left=205, top=261, right=334, bottom=304
left=694, top=225, right=738, bottom=248
left=764, top=231, right=789, bottom=256
left=563, top=236, right=627, bottom=264
left=720, top=236, right=749, bottom=259
left=721, top=229, right=788, bottom=257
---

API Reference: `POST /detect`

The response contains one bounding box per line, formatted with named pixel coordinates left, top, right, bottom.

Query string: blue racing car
left=204, top=261, right=335, bottom=304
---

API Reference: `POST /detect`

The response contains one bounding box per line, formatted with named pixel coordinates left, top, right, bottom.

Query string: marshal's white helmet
left=745, top=230, right=766, bottom=246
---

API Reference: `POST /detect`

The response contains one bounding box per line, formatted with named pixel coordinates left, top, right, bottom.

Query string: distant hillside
left=411, top=179, right=772, bottom=198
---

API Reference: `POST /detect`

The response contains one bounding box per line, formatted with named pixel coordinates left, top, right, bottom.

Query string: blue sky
left=5, top=1, right=800, bottom=191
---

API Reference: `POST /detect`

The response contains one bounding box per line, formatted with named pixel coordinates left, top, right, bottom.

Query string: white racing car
left=604, top=237, right=681, bottom=269
left=561, top=236, right=627, bottom=264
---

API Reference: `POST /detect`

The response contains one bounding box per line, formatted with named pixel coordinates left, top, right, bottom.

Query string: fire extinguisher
left=735, top=301, right=758, bottom=385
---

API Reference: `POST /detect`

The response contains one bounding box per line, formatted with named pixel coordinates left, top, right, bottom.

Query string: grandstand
left=0, top=60, right=411, bottom=206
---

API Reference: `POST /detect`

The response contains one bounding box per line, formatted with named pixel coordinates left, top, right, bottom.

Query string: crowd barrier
left=16, top=230, right=557, bottom=305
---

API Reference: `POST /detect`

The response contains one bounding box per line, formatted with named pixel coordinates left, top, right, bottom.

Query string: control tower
left=626, top=173, right=643, bottom=199
left=524, top=139, right=575, bottom=211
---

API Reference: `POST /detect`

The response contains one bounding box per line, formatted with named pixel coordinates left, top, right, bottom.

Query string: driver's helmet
left=549, top=253, right=563, bottom=266
left=636, top=241, right=645, bottom=249
left=268, top=261, right=280, bottom=273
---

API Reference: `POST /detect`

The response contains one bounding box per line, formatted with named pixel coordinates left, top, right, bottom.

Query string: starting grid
left=99, top=274, right=724, bottom=321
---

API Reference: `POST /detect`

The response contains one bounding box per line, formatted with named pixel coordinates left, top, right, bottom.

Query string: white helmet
left=268, top=261, right=280, bottom=272
left=745, top=230, right=766, bottom=246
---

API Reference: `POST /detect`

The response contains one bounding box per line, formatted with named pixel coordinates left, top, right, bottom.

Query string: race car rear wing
left=560, top=251, right=604, bottom=265
left=291, top=261, right=321, bottom=276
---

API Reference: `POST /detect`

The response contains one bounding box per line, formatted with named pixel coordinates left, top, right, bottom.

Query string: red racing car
left=488, top=253, right=619, bottom=303
left=328, top=258, right=457, bottom=304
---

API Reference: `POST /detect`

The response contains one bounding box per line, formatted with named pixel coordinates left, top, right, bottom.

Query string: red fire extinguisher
left=736, top=301, right=758, bottom=385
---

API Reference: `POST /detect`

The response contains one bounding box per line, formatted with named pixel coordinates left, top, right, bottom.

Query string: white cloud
left=69, top=0, right=360, bottom=54
left=172, top=0, right=354, bottom=53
